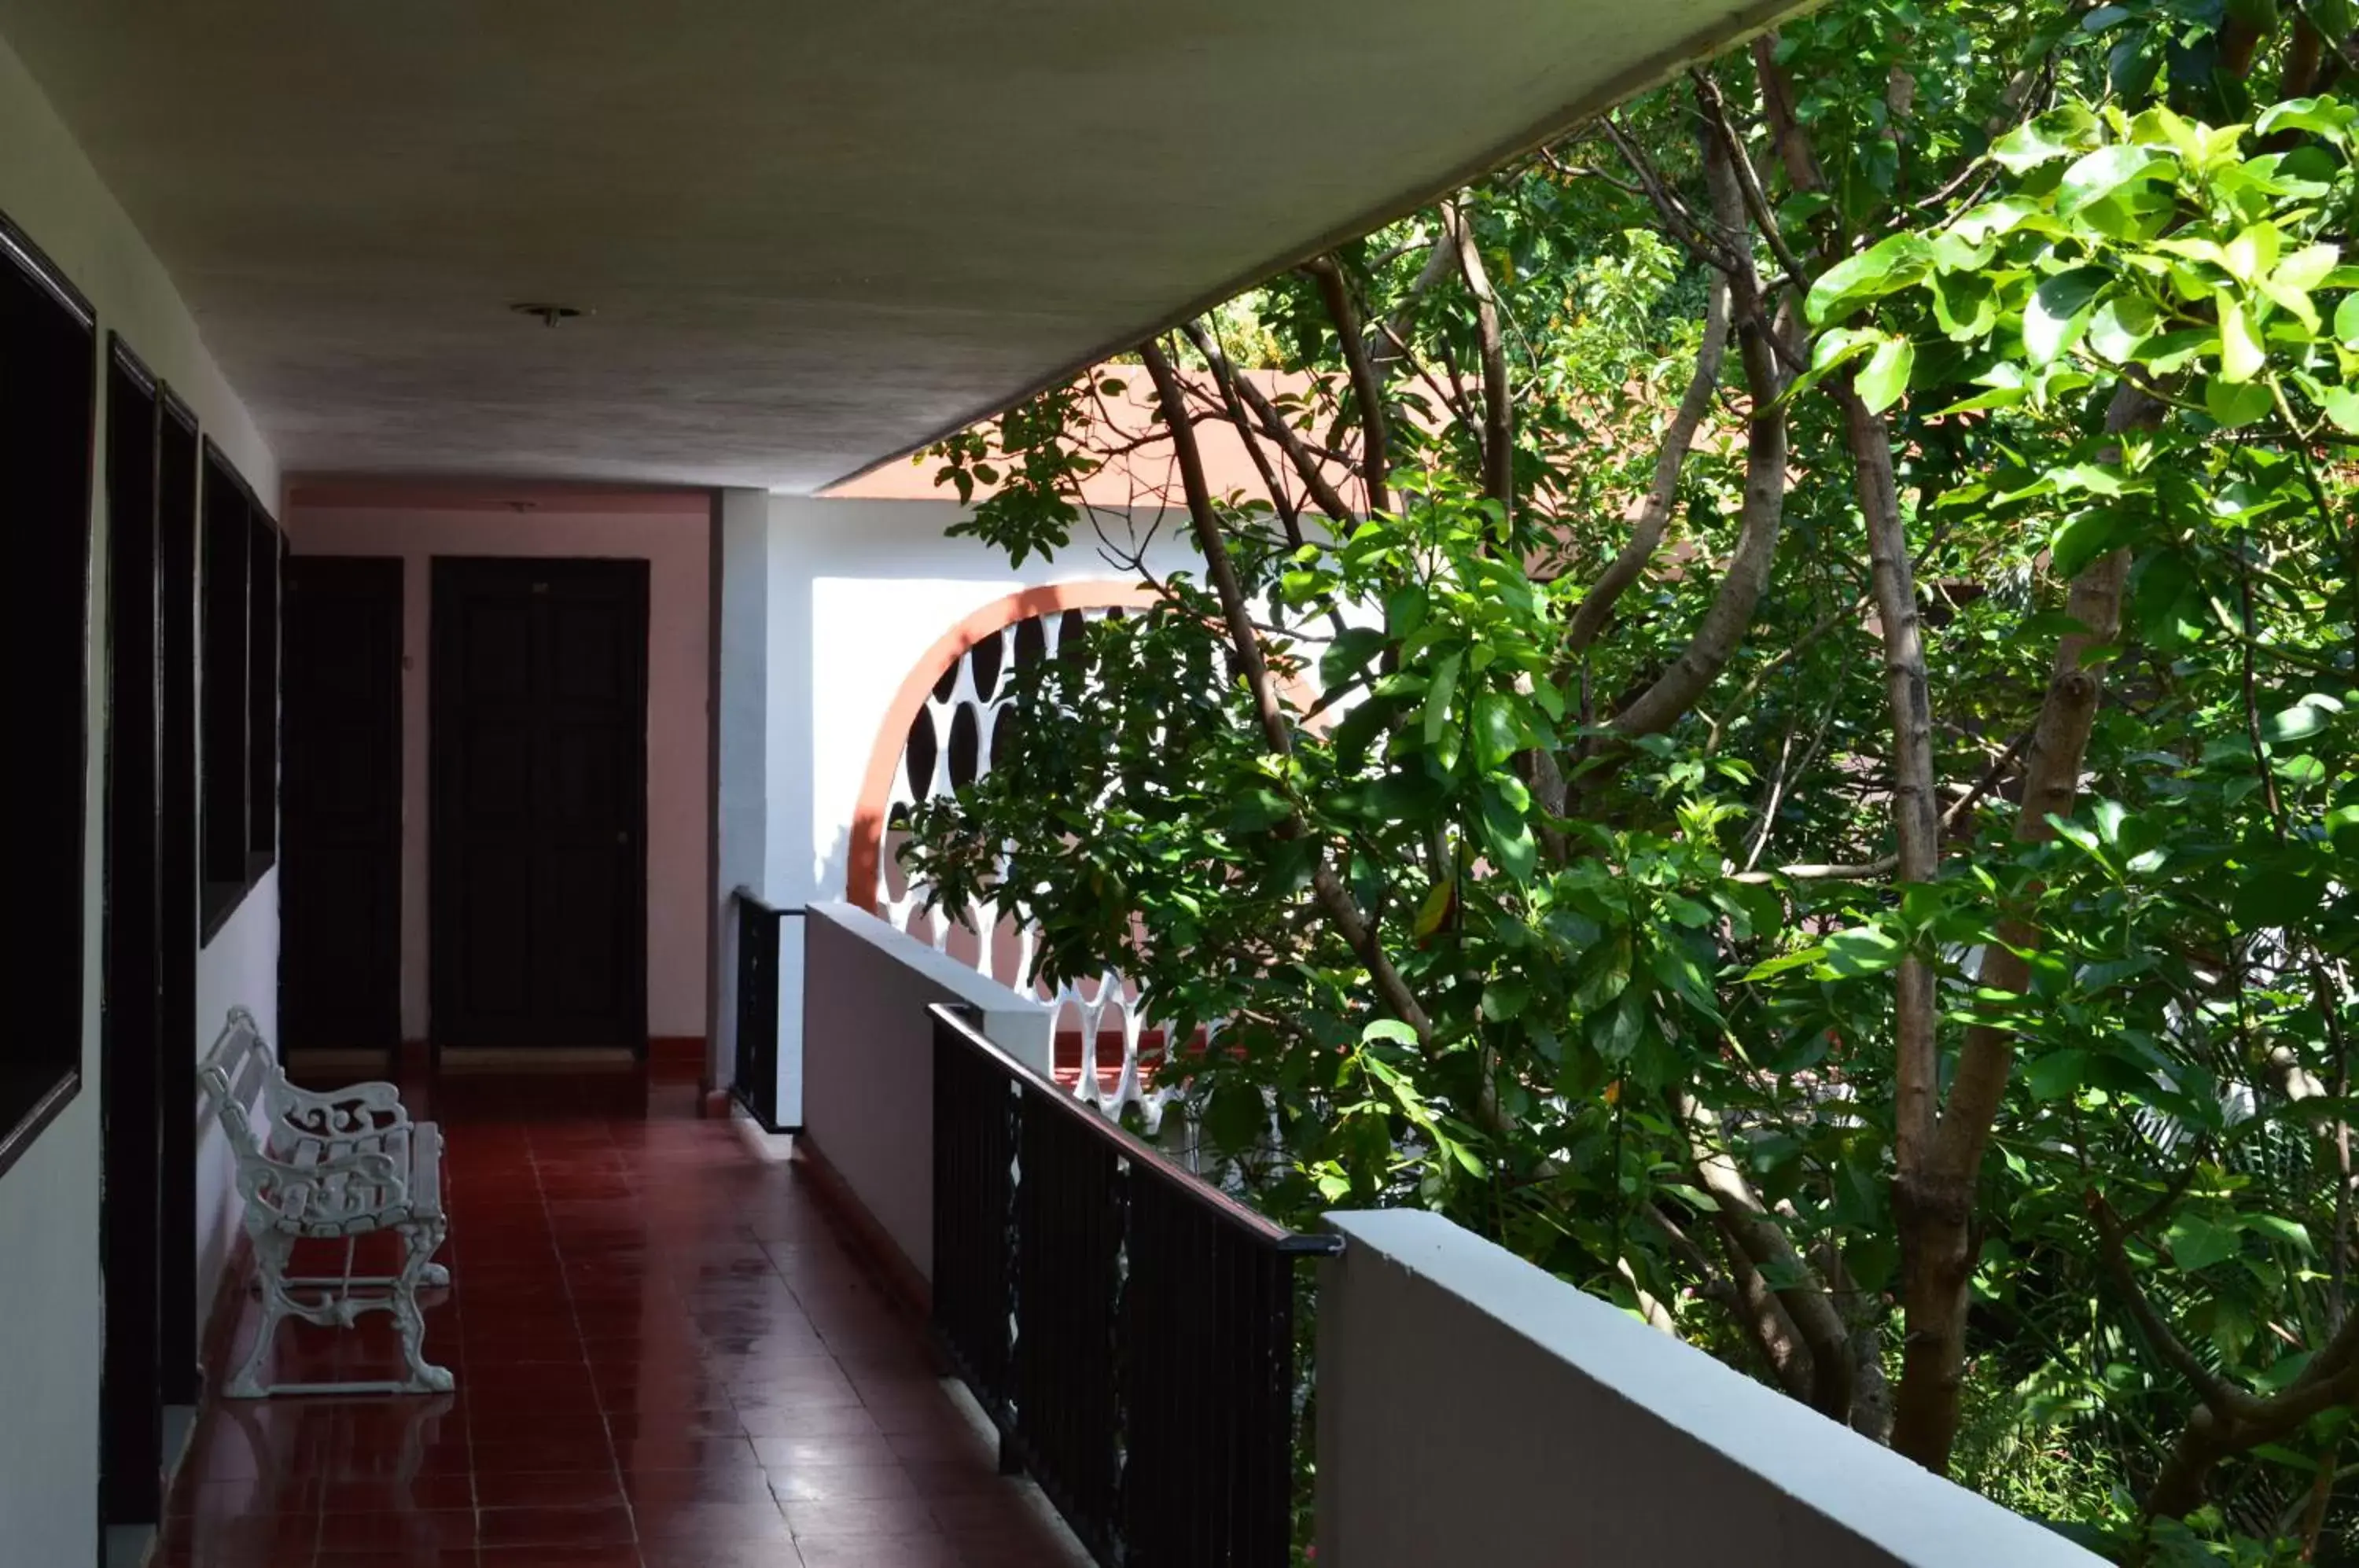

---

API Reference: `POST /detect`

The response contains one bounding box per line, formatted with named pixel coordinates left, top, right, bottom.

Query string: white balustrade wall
left=1316, top=1209, right=2107, bottom=1568
left=798, top=900, right=1050, bottom=1282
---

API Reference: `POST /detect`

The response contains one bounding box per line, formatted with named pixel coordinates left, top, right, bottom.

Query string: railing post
left=730, top=887, right=788, bottom=1132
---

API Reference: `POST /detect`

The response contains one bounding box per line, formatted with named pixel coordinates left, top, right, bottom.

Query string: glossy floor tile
left=157, top=1062, right=1078, bottom=1567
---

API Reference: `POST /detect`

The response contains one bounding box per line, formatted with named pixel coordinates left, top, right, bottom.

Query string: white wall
left=1317, top=1210, right=2103, bottom=1568
left=765, top=495, right=1192, bottom=911
left=799, top=901, right=1047, bottom=1281
left=288, top=503, right=712, bottom=1042
left=719, top=495, right=1194, bottom=1121
left=712, top=488, right=774, bottom=1102
left=0, top=28, right=279, bottom=1562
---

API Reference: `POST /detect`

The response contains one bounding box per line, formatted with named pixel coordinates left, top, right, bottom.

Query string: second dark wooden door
left=429, top=558, right=647, bottom=1050
left=281, top=556, right=404, bottom=1054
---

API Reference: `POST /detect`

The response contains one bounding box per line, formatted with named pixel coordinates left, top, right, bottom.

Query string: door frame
left=427, top=555, right=650, bottom=1055
left=279, top=555, right=405, bottom=1066
left=100, top=335, right=165, bottom=1530
left=156, top=388, right=201, bottom=1408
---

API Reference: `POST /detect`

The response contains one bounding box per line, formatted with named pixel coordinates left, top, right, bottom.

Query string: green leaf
left=2025, top=268, right=2108, bottom=366
left=2166, top=1212, right=2240, bottom=1273
left=2204, top=375, right=2275, bottom=428
left=1990, top=104, right=2099, bottom=172
left=1743, top=945, right=1827, bottom=982
left=2321, top=386, right=2359, bottom=434
left=2052, top=509, right=2131, bottom=580
left=2255, top=96, right=2356, bottom=147
left=1805, top=234, right=1933, bottom=326
left=2272, top=240, right=2339, bottom=293
left=1471, top=692, right=1522, bottom=768
left=2023, top=1048, right=2088, bottom=1102
left=2265, top=694, right=2340, bottom=744
left=1361, top=1018, right=1419, bottom=1047
left=2337, top=291, right=2359, bottom=348
left=1820, top=926, right=1902, bottom=977
left=1421, top=651, right=1463, bottom=749
left=1203, top=1078, right=1269, bottom=1153
left=1318, top=627, right=1388, bottom=692
left=1932, top=385, right=2029, bottom=416
left=1855, top=335, right=1916, bottom=414
left=2216, top=292, right=2265, bottom=382
left=1227, top=787, right=1292, bottom=833
left=2086, top=293, right=2158, bottom=362
left=2243, top=1214, right=2313, bottom=1254
left=1478, top=779, right=1538, bottom=883
left=1480, top=977, right=1529, bottom=1022
left=2056, top=145, right=2173, bottom=215
left=1595, top=986, right=1647, bottom=1062
left=1783, top=326, right=1877, bottom=403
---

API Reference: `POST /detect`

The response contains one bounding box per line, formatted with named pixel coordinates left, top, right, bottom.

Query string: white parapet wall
left=1317, top=1209, right=2105, bottom=1568
left=799, top=900, right=1051, bottom=1283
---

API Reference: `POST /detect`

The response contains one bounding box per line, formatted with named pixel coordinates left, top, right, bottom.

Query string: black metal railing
left=731, top=887, right=789, bottom=1132
left=929, top=1002, right=1338, bottom=1568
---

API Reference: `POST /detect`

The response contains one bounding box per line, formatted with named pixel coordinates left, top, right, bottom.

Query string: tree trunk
left=1837, top=385, right=1965, bottom=1470
left=1881, top=384, right=2166, bottom=1472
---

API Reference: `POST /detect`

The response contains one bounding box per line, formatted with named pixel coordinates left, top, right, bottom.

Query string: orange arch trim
left=846, top=580, right=1162, bottom=911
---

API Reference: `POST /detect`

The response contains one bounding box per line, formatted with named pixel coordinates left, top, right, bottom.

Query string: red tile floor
left=160, top=1063, right=1078, bottom=1567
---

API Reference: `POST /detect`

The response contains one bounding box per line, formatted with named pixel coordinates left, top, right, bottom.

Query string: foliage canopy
left=905, top=2, right=2359, bottom=1557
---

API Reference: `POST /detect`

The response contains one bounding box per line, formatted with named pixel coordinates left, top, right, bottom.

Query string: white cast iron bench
left=200, top=1008, right=455, bottom=1396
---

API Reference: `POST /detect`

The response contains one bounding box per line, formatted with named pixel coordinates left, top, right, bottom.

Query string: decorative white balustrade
left=874, top=606, right=1185, bottom=1130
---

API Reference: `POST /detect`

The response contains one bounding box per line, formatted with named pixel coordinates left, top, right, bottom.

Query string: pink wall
left=287, top=496, right=712, bottom=1043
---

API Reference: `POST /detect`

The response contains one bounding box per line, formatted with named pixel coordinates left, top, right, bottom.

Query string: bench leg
left=392, top=1219, right=455, bottom=1394
left=226, top=1230, right=296, bottom=1399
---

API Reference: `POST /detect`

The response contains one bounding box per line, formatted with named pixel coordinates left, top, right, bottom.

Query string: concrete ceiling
left=0, top=0, right=1794, bottom=492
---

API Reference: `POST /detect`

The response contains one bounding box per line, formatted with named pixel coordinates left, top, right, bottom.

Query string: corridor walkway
left=158, top=1064, right=1076, bottom=1567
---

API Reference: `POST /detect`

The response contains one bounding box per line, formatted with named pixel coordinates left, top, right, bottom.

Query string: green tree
left=905, top=2, right=2359, bottom=1555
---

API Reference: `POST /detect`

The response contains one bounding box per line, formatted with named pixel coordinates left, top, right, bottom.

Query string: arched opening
left=846, top=581, right=1177, bottom=1118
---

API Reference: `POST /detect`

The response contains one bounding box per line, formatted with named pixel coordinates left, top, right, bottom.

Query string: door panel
left=280, top=557, right=403, bottom=1054
left=431, top=558, right=647, bottom=1050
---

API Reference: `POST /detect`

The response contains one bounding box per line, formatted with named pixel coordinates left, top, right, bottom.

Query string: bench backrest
left=200, top=1007, right=276, bottom=1168
left=203, top=1007, right=414, bottom=1231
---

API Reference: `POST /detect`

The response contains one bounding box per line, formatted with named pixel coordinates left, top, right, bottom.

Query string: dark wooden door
left=281, top=557, right=404, bottom=1055
left=101, top=340, right=164, bottom=1528
left=429, top=558, right=647, bottom=1050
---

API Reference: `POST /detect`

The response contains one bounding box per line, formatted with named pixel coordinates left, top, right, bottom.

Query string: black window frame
left=198, top=440, right=279, bottom=942
left=0, top=208, right=99, bottom=1180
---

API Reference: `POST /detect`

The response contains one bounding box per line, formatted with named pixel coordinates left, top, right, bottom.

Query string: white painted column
left=712, top=487, right=771, bottom=1110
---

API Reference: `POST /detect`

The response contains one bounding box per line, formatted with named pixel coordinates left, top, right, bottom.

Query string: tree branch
left=1139, top=337, right=1430, bottom=1043
left=1182, top=321, right=1360, bottom=525
left=1303, top=256, right=1393, bottom=516
left=1680, top=1091, right=1854, bottom=1422
left=1566, top=271, right=1732, bottom=657
left=1607, top=130, right=1790, bottom=738
left=1366, top=223, right=1461, bottom=386
left=1449, top=201, right=1515, bottom=514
